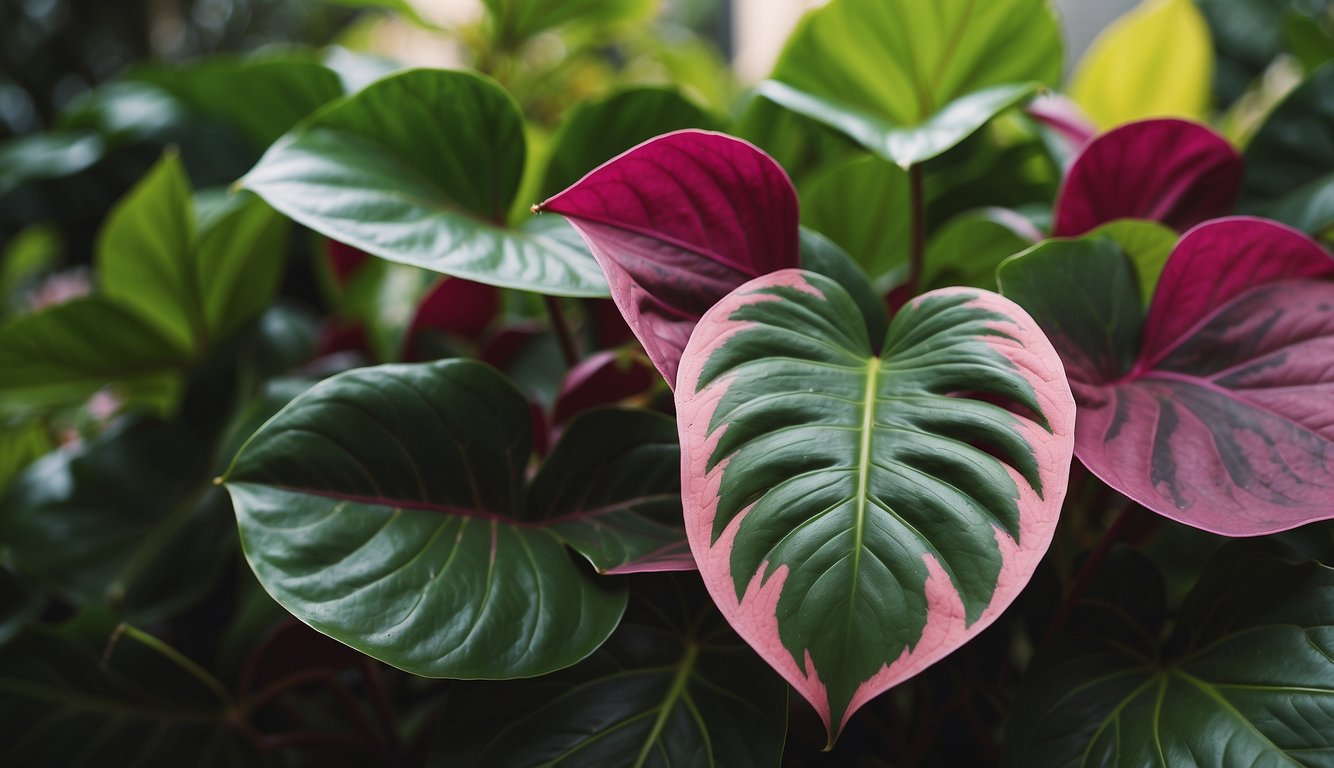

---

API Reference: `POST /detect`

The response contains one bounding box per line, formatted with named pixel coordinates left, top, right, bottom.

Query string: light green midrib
left=847, top=357, right=881, bottom=633
left=632, top=641, right=701, bottom=768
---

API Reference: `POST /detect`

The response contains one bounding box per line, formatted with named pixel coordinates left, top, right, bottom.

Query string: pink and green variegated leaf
left=534, top=130, right=799, bottom=389
left=1000, top=217, right=1334, bottom=535
left=676, top=269, right=1075, bottom=745
left=1052, top=119, right=1244, bottom=237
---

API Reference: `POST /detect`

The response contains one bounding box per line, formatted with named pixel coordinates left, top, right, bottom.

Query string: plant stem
left=104, top=622, right=233, bottom=707
left=907, top=163, right=926, bottom=295
left=543, top=295, right=581, bottom=368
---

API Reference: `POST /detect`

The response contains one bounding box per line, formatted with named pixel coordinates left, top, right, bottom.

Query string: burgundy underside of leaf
left=1074, top=218, right=1334, bottom=535
left=535, top=129, right=799, bottom=389
left=1053, top=118, right=1244, bottom=237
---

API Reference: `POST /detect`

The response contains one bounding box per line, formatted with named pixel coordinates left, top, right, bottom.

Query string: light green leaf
left=194, top=191, right=290, bottom=341
left=921, top=208, right=1036, bottom=292
left=799, top=153, right=910, bottom=285
left=764, top=0, right=1062, bottom=167
left=482, top=0, right=655, bottom=45
left=243, top=69, right=608, bottom=297
left=97, top=153, right=198, bottom=353
left=1069, top=0, right=1214, bottom=129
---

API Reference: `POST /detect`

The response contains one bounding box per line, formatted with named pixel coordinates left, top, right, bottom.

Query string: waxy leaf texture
left=676, top=270, right=1074, bottom=744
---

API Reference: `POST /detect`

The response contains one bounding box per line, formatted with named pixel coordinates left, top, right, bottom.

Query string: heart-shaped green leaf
left=799, top=153, right=910, bottom=286
left=762, top=0, right=1062, bottom=168
left=225, top=360, right=686, bottom=678
left=243, top=69, right=608, bottom=297
left=676, top=269, right=1075, bottom=744
left=1006, top=548, right=1334, bottom=765
left=433, top=574, right=788, bottom=767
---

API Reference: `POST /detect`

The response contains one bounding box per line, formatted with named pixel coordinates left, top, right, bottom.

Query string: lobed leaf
left=676, top=269, right=1074, bottom=744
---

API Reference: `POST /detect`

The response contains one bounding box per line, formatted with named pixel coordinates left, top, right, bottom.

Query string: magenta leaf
left=677, top=270, right=1074, bottom=744
left=1053, top=119, right=1244, bottom=237
left=1000, top=217, right=1334, bottom=535
left=535, top=129, right=799, bottom=389
left=552, top=349, right=658, bottom=427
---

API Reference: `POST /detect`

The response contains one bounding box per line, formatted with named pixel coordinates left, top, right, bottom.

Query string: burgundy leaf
left=1024, top=93, right=1096, bottom=154
left=1077, top=219, right=1334, bottom=535
left=325, top=239, right=370, bottom=285
left=535, top=130, right=799, bottom=389
left=1053, top=119, right=1244, bottom=237
left=552, top=349, right=658, bottom=427
left=407, top=276, right=500, bottom=341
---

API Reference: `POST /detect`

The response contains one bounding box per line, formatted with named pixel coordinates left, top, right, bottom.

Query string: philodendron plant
left=3, top=0, right=1334, bottom=764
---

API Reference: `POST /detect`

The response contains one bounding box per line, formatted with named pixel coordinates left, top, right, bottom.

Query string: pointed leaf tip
left=538, top=129, right=800, bottom=389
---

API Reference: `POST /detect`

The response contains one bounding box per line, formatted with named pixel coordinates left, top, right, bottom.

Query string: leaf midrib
left=846, top=357, right=880, bottom=634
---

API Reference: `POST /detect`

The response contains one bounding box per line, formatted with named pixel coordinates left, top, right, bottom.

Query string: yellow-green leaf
left=1069, top=0, right=1214, bottom=130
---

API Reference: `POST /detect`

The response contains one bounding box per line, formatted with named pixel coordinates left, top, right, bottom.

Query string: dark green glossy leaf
left=764, top=0, right=1062, bottom=167
left=797, top=227, right=889, bottom=346
left=57, top=81, right=184, bottom=146
left=921, top=208, right=1036, bottom=293
left=194, top=191, right=290, bottom=343
left=97, top=152, right=198, bottom=353
left=0, top=418, right=230, bottom=621
left=432, top=574, right=788, bottom=767
left=136, top=52, right=343, bottom=150
left=243, top=69, right=608, bottom=297
left=1242, top=63, right=1334, bottom=237
left=225, top=360, right=685, bottom=677
left=0, top=618, right=251, bottom=767
left=1006, top=548, right=1334, bottom=765
left=542, top=86, right=721, bottom=199
left=0, top=297, right=184, bottom=413
left=0, top=132, right=104, bottom=197
left=0, top=569, right=43, bottom=647
left=799, top=153, right=909, bottom=285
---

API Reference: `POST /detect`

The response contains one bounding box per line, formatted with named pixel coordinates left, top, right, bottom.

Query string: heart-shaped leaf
left=535, top=130, right=799, bottom=389
left=1006, top=548, right=1334, bottom=765
left=676, top=269, right=1075, bottom=744
left=1068, top=0, right=1214, bottom=129
left=1241, top=62, right=1334, bottom=237
left=1052, top=119, right=1244, bottom=237
left=799, top=153, right=910, bottom=286
left=761, top=0, right=1062, bottom=168
left=225, top=360, right=687, bottom=677
left=999, top=217, right=1334, bottom=535
left=243, top=69, right=608, bottom=297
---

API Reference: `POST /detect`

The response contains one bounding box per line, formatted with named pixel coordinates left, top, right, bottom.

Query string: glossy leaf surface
left=764, top=0, right=1062, bottom=167
left=1007, top=548, right=1334, bottom=765
left=1052, top=119, right=1244, bottom=237
left=432, top=575, right=787, bottom=767
left=1069, top=0, right=1213, bottom=129
left=921, top=208, right=1038, bottom=292
left=226, top=360, right=687, bottom=677
left=677, top=270, right=1075, bottom=743
left=1000, top=218, right=1334, bottom=534
left=1242, top=63, right=1334, bottom=237
left=537, top=130, right=799, bottom=388
left=799, top=153, right=909, bottom=285
left=244, top=69, right=608, bottom=297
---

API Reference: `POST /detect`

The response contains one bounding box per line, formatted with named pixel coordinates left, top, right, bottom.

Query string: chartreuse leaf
left=243, top=69, right=607, bottom=297
left=1069, top=0, right=1214, bottom=130
left=225, top=360, right=688, bottom=678
left=537, top=130, right=799, bottom=389
left=482, top=0, right=653, bottom=44
left=432, top=575, right=788, bottom=767
left=761, top=0, right=1062, bottom=168
left=799, top=153, right=909, bottom=286
left=98, top=152, right=198, bottom=353
left=1001, top=217, right=1334, bottom=535
left=541, top=87, right=720, bottom=199
left=676, top=270, right=1075, bottom=745
left=1242, top=63, right=1334, bottom=238
left=193, top=190, right=290, bottom=342
left=0, top=615, right=252, bottom=766
left=1006, top=548, right=1334, bottom=765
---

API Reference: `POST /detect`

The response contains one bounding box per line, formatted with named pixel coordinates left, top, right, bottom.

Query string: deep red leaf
left=535, top=130, right=799, bottom=389
left=552, top=349, right=657, bottom=427
left=407, top=276, right=500, bottom=342
left=1053, top=119, right=1244, bottom=237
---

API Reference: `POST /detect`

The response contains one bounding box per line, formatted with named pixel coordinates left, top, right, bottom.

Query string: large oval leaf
left=1052, top=119, right=1244, bottom=237
left=676, top=270, right=1075, bottom=744
left=1000, top=217, right=1334, bottom=535
left=1006, top=548, right=1334, bottom=765
left=761, top=0, right=1062, bottom=168
left=536, top=130, right=799, bottom=389
left=225, top=360, right=686, bottom=678
left=242, top=69, right=608, bottom=297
